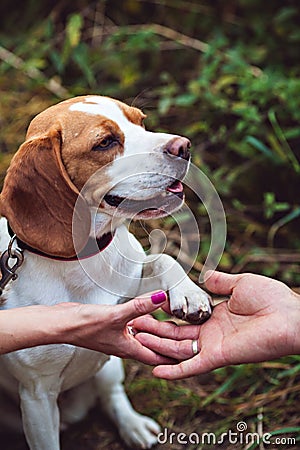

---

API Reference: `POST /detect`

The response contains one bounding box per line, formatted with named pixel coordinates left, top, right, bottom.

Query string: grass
left=2, top=358, right=299, bottom=449
left=64, top=358, right=300, bottom=449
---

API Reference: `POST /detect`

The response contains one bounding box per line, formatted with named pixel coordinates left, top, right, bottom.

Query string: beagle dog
left=0, top=96, right=211, bottom=449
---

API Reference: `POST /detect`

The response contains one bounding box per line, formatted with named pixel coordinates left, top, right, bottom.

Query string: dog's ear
left=0, top=128, right=91, bottom=258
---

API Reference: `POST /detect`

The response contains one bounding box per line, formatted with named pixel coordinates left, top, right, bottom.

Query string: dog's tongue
left=166, top=180, right=183, bottom=193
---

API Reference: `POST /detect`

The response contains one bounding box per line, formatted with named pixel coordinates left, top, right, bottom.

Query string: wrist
left=50, top=303, right=108, bottom=347
left=22, top=304, right=80, bottom=347
left=48, top=303, right=89, bottom=345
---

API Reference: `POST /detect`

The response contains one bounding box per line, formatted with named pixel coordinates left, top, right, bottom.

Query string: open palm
left=133, top=271, right=300, bottom=379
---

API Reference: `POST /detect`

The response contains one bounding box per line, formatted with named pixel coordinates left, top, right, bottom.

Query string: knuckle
left=134, top=297, right=148, bottom=316
left=173, top=324, right=183, bottom=340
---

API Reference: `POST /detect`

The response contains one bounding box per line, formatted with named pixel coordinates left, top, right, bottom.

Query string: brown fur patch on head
left=26, top=97, right=126, bottom=193
left=60, top=113, right=124, bottom=192
left=111, top=98, right=147, bottom=127
left=0, top=95, right=144, bottom=256
left=0, top=128, right=90, bottom=257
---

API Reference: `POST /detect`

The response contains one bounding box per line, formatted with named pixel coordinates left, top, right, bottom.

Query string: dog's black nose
left=164, top=137, right=191, bottom=160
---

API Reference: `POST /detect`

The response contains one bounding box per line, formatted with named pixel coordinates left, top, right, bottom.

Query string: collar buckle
left=0, top=234, right=24, bottom=296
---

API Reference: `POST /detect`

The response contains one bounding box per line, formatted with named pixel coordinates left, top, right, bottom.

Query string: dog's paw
left=118, top=412, right=160, bottom=449
left=169, top=281, right=212, bottom=324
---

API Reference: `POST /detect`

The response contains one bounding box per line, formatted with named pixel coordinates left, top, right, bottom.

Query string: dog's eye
left=92, top=137, right=115, bottom=151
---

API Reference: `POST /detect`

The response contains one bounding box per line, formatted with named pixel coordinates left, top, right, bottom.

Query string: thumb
left=118, top=291, right=167, bottom=322
left=204, top=270, right=242, bottom=296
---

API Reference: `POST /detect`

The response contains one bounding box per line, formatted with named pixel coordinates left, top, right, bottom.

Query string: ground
left=1, top=356, right=299, bottom=450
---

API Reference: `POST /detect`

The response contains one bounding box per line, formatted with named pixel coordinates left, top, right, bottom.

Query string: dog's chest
left=0, top=225, right=145, bottom=392
left=63, top=226, right=146, bottom=301
left=59, top=346, right=109, bottom=391
left=2, top=344, right=109, bottom=393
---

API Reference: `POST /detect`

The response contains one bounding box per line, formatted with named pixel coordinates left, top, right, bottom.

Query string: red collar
left=8, top=223, right=114, bottom=261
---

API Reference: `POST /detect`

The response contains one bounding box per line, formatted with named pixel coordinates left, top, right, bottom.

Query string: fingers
left=161, top=302, right=171, bottom=315
left=135, top=332, right=196, bottom=360
left=204, top=270, right=242, bottom=295
left=152, top=356, right=207, bottom=380
left=128, top=339, right=175, bottom=366
left=124, top=329, right=176, bottom=365
left=151, top=347, right=223, bottom=379
left=117, top=291, right=167, bottom=323
left=133, top=316, right=200, bottom=340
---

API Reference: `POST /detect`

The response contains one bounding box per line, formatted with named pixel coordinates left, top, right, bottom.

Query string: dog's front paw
left=169, top=281, right=212, bottom=325
left=118, top=411, right=160, bottom=449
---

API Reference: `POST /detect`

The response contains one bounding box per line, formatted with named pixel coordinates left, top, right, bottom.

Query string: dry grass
left=1, top=357, right=299, bottom=449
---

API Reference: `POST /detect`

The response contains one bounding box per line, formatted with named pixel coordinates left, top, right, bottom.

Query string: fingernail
left=204, top=270, right=213, bottom=282
left=151, top=291, right=167, bottom=304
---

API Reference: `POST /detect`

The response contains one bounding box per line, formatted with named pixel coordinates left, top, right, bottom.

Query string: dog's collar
left=7, top=223, right=114, bottom=261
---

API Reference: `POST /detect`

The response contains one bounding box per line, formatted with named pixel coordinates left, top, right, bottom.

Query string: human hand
left=132, top=271, right=300, bottom=379
left=58, top=290, right=172, bottom=365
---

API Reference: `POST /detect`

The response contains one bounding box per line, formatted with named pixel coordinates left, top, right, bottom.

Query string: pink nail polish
left=151, top=291, right=167, bottom=304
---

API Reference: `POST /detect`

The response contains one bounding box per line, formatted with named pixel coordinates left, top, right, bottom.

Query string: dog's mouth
left=103, top=180, right=184, bottom=217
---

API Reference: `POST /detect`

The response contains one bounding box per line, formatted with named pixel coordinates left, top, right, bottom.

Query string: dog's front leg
left=140, top=254, right=212, bottom=324
left=95, top=356, right=160, bottom=448
left=19, top=382, right=60, bottom=450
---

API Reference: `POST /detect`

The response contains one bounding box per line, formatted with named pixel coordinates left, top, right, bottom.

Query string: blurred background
left=0, top=1, right=299, bottom=448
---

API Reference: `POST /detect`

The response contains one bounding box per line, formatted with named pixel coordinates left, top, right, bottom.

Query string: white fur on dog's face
left=0, top=95, right=190, bottom=257
left=68, top=96, right=190, bottom=219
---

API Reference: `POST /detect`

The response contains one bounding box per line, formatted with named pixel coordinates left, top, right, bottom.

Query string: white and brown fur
left=0, top=96, right=211, bottom=449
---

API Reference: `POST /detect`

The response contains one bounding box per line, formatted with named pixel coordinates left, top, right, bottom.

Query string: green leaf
left=268, top=207, right=300, bottom=245
left=66, top=13, right=83, bottom=48
left=245, top=136, right=276, bottom=160
left=72, top=43, right=96, bottom=87
left=175, top=93, right=197, bottom=107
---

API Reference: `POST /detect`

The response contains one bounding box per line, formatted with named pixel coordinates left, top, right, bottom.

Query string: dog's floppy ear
left=0, top=128, right=91, bottom=258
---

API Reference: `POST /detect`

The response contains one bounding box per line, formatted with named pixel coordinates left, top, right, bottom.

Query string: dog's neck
left=7, top=221, right=114, bottom=261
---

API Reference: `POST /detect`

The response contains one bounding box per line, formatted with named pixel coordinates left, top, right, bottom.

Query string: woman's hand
left=0, top=291, right=171, bottom=366
left=60, top=290, right=171, bottom=365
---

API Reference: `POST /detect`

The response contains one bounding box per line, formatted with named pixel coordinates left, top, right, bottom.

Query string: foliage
left=0, top=0, right=299, bottom=284
left=0, top=2, right=300, bottom=448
